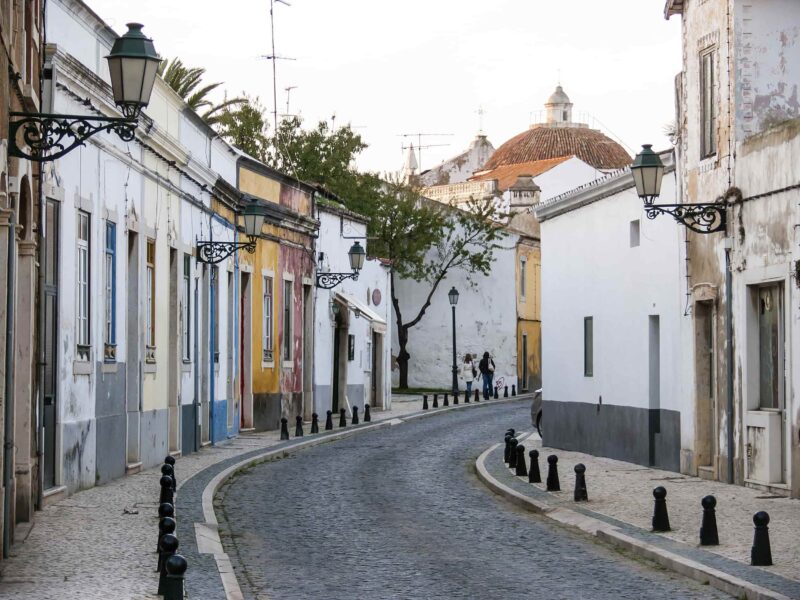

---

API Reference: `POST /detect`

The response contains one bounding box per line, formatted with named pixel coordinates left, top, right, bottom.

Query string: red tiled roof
left=469, top=157, right=571, bottom=190
left=483, top=125, right=631, bottom=171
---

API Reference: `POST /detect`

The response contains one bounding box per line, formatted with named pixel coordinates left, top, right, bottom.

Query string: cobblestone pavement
left=217, top=403, right=731, bottom=599
left=0, top=398, right=424, bottom=600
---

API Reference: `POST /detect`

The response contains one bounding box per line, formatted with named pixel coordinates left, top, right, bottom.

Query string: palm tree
left=157, top=57, right=244, bottom=126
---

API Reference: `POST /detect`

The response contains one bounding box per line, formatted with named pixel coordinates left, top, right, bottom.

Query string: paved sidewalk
left=0, top=393, right=522, bottom=599
left=479, top=431, right=800, bottom=600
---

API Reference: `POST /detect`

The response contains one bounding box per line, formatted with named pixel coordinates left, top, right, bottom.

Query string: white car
left=530, top=388, right=542, bottom=438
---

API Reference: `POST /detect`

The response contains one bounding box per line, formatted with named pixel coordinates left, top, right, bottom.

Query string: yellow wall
left=239, top=167, right=281, bottom=204
left=516, top=242, right=541, bottom=391
left=250, top=236, right=281, bottom=394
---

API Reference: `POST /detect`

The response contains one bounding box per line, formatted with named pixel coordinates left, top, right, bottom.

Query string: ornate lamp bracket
left=196, top=238, right=257, bottom=264
left=315, top=272, right=359, bottom=289
left=9, top=112, right=137, bottom=162
left=643, top=200, right=727, bottom=234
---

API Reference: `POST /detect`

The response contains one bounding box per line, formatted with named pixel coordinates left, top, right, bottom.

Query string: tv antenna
left=397, top=132, right=453, bottom=173
left=263, top=0, right=294, bottom=133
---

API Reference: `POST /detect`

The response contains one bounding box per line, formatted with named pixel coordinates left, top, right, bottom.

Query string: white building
left=536, top=153, right=692, bottom=471
left=313, top=201, right=392, bottom=416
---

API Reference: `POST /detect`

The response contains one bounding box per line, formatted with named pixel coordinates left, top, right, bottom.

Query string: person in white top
left=461, top=353, right=476, bottom=394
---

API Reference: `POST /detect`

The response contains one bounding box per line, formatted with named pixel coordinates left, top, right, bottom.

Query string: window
left=104, top=222, right=116, bottom=360
left=348, top=334, right=355, bottom=361
left=700, top=47, right=717, bottom=158
left=630, top=219, right=640, bottom=247
left=76, top=211, right=90, bottom=353
left=146, top=239, right=156, bottom=351
left=212, top=266, right=219, bottom=363
left=583, top=317, right=593, bottom=377
left=520, top=257, right=527, bottom=301
left=282, top=279, right=292, bottom=362
left=262, top=276, right=273, bottom=362
left=182, top=254, right=191, bottom=361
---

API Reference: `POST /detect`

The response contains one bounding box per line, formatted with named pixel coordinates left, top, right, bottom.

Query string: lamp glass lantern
left=242, top=202, right=268, bottom=239
left=105, top=23, right=162, bottom=119
left=448, top=286, right=459, bottom=306
left=348, top=241, right=366, bottom=272
left=631, top=144, right=665, bottom=205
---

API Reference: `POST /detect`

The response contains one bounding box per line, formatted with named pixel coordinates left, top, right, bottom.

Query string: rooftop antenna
left=476, top=105, right=486, bottom=135
left=284, top=85, right=297, bottom=117
left=397, top=132, right=453, bottom=173
left=264, top=0, right=294, bottom=133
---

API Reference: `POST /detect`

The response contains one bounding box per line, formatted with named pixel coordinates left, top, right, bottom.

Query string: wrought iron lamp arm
left=197, top=237, right=258, bottom=264
left=316, top=271, right=359, bottom=289
left=643, top=200, right=727, bottom=234
left=9, top=112, right=138, bottom=162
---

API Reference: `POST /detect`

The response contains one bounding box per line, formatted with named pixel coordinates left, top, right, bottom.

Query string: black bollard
left=474, top=389, right=480, bottom=402
left=433, top=394, right=439, bottom=408
left=493, top=386, right=499, bottom=399
left=157, top=517, right=176, bottom=571
left=352, top=406, right=360, bottom=425
left=157, top=533, right=179, bottom=596
left=325, top=410, right=333, bottom=431
left=504, top=434, right=513, bottom=464
left=652, top=486, right=671, bottom=532
left=751, top=511, right=773, bottom=566
left=506, top=428, right=516, bottom=438
left=159, top=474, right=174, bottom=505
left=528, top=449, right=541, bottom=483
left=161, top=464, right=176, bottom=493
left=364, top=404, right=371, bottom=422
left=700, top=495, right=719, bottom=546
left=163, top=554, right=188, bottom=600
left=164, top=455, right=177, bottom=489
left=422, top=395, right=429, bottom=410
left=512, top=384, right=516, bottom=397
left=504, top=385, right=509, bottom=398
left=311, top=413, right=319, bottom=434
left=573, top=464, right=588, bottom=502
left=158, top=502, right=175, bottom=520
left=443, top=393, right=449, bottom=407
left=339, top=408, right=347, bottom=427
left=509, top=438, right=519, bottom=469
left=546, top=455, right=560, bottom=491
left=280, top=417, right=289, bottom=440
left=515, top=444, right=528, bottom=477
left=464, top=390, right=469, bottom=403
left=453, top=391, right=458, bottom=405
left=295, top=415, right=304, bottom=437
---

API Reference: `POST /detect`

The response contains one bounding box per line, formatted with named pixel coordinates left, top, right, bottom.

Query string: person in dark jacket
left=478, top=351, right=495, bottom=399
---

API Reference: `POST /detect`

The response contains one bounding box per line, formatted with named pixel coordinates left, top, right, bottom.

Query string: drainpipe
left=725, top=242, right=734, bottom=484
left=3, top=209, right=17, bottom=557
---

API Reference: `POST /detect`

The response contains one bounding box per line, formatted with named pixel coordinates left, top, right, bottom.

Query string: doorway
left=648, top=315, right=660, bottom=467
left=42, top=199, right=59, bottom=489
left=168, top=249, right=179, bottom=453
left=694, top=301, right=716, bottom=472
left=240, top=272, right=252, bottom=428
left=125, top=231, right=141, bottom=465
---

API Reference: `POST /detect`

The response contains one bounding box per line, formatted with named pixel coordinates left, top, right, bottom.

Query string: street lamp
left=197, top=200, right=268, bottom=264
left=631, top=144, right=726, bottom=234
left=10, top=23, right=161, bottom=162
left=316, top=241, right=366, bottom=289
left=448, top=286, right=459, bottom=396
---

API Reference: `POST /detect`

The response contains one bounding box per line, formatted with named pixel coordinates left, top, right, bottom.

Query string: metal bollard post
left=493, top=386, right=499, bottom=399
left=504, top=434, right=513, bottom=464
left=509, top=438, right=519, bottom=469
left=528, top=449, right=541, bottom=483
left=163, top=554, right=188, bottom=600
left=325, top=410, right=333, bottom=431
left=422, top=394, right=429, bottom=410
left=573, top=464, right=588, bottom=502
left=295, top=415, right=304, bottom=437
left=515, top=444, right=528, bottom=477
left=157, top=533, right=179, bottom=596
left=504, top=385, right=508, bottom=398
left=700, top=495, right=719, bottom=546
left=464, top=390, right=469, bottom=403
left=161, top=463, right=176, bottom=493
left=512, top=384, right=516, bottom=396
left=159, top=475, right=174, bottom=506
left=280, top=417, right=289, bottom=440
left=652, top=486, right=671, bottom=532
left=158, top=502, right=175, bottom=521
left=506, top=428, right=516, bottom=438
left=433, top=394, right=439, bottom=408
left=443, top=393, right=449, bottom=407
left=364, top=404, right=371, bottom=422
left=311, top=413, right=319, bottom=434
left=157, top=517, right=176, bottom=571
left=339, top=408, right=347, bottom=427
left=474, top=389, right=480, bottom=402
left=751, top=511, right=773, bottom=566
left=546, top=455, right=560, bottom=491
left=164, top=456, right=177, bottom=489
left=352, top=406, right=360, bottom=425
left=453, top=391, right=458, bottom=405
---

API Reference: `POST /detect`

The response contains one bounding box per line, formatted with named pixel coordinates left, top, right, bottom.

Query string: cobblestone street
left=217, top=402, right=731, bottom=599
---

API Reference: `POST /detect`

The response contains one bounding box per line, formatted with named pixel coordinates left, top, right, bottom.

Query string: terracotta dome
left=483, top=125, right=631, bottom=171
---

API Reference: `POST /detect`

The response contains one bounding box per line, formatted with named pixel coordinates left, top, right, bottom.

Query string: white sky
left=84, top=0, right=682, bottom=174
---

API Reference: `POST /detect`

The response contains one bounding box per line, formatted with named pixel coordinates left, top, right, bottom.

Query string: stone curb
left=474, top=440, right=792, bottom=600
left=192, top=393, right=532, bottom=600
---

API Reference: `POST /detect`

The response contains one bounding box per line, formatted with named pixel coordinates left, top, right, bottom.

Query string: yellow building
left=516, top=239, right=541, bottom=392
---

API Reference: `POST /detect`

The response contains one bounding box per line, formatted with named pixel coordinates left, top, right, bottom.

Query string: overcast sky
left=84, top=0, right=682, bottom=174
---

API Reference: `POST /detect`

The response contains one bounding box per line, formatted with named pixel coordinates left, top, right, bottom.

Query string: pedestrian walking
left=461, top=353, right=476, bottom=394
left=478, top=351, right=496, bottom=400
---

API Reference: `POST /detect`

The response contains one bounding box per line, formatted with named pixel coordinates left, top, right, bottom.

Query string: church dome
left=483, top=124, right=631, bottom=171
left=546, top=85, right=570, bottom=105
